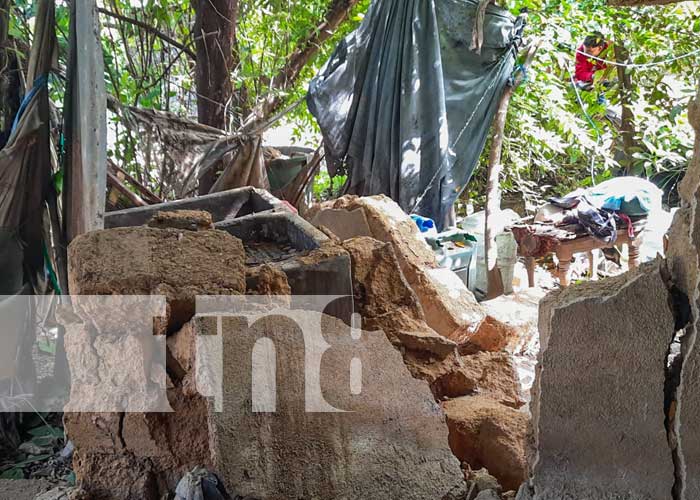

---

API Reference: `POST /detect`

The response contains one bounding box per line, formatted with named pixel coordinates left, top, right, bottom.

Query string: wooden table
left=513, top=220, right=646, bottom=287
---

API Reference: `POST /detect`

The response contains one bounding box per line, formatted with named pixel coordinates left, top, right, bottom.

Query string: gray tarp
left=307, top=0, right=521, bottom=229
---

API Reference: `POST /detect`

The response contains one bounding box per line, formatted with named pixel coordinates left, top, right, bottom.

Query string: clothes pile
left=534, top=177, right=663, bottom=245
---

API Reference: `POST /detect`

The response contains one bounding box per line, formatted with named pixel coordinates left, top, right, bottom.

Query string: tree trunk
left=483, top=41, right=538, bottom=298
left=193, top=0, right=238, bottom=194
left=0, top=0, right=22, bottom=132
left=484, top=87, right=512, bottom=299
left=615, top=41, right=637, bottom=172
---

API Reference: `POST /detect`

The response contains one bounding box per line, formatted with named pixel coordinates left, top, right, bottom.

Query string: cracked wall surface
left=665, top=89, right=700, bottom=500
left=530, top=260, right=677, bottom=500
left=521, top=87, right=700, bottom=500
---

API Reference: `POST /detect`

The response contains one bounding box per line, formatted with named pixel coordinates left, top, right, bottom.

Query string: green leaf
left=0, top=468, right=24, bottom=479
left=12, top=454, right=52, bottom=467
left=28, top=425, right=63, bottom=439
left=31, top=435, right=58, bottom=447
left=37, top=337, right=56, bottom=355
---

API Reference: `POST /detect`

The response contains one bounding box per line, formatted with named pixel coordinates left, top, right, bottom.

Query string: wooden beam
left=63, top=0, right=107, bottom=243
left=108, top=160, right=163, bottom=204
left=107, top=170, right=147, bottom=207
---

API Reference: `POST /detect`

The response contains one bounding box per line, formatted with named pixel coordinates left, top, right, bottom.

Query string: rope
left=451, top=55, right=511, bottom=149
left=11, top=74, right=49, bottom=133
left=408, top=54, right=511, bottom=215
left=574, top=46, right=700, bottom=69
left=566, top=64, right=601, bottom=184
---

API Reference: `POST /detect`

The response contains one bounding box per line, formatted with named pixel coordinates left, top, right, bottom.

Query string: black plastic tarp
left=307, top=0, right=521, bottom=229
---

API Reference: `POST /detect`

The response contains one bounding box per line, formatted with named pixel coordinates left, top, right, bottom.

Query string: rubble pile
left=312, top=196, right=487, bottom=341
left=63, top=200, right=532, bottom=499
left=314, top=196, right=531, bottom=494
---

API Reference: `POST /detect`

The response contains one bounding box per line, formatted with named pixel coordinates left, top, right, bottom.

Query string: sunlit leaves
left=466, top=0, right=700, bottom=206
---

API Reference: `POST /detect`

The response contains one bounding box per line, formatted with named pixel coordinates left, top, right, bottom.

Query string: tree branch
left=97, top=7, right=196, bottom=59
left=608, top=0, right=687, bottom=6
left=250, top=0, right=362, bottom=124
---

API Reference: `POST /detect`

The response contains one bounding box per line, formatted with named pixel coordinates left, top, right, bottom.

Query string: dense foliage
left=485, top=0, right=700, bottom=209
left=5, top=0, right=699, bottom=206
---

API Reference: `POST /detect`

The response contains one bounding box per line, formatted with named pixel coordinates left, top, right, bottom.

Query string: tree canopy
left=480, top=0, right=699, bottom=209
left=2, top=0, right=698, bottom=206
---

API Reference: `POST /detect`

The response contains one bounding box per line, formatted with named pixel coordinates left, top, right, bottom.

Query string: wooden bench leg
left=588, top=250, right=598, bottom=280
left=628, top=238, right=641, bottom=269
left=525, top=256, right=535, bottom=288
left=557, top=250, right=572, bottom=287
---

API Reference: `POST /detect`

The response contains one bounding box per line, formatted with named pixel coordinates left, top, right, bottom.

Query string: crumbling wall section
left=343, top=235, right=528, bottom=492
left=312, top=195, right=491, bottom=342
left=665, top=90, right=700, bottom=500
left=530, top=260, right=677, bottom=499
left=64, top=214, right=246, bottom=499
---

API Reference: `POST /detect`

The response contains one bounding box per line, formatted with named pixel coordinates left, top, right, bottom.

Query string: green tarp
left=308, top=0, right=523, bottom=229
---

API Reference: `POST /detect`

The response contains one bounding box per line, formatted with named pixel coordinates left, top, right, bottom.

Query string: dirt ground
left=0, top=478, right=54, bottom=499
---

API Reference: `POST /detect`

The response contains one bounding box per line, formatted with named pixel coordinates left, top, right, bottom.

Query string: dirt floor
left=0, top=479, right=54, bottom=499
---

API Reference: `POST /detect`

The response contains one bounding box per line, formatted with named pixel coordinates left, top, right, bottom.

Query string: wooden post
left=484, top=42, right=539, bottom=299
left=63, top=0, right=107, bottom=245
left=56, top=0, right=106, bottom=382
left=614, top=40, right=637, bottom=172
left=484, top=88, right=511, bottom=298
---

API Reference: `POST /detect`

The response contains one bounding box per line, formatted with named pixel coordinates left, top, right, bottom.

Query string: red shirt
left=575, top=44, right=607, bottom=83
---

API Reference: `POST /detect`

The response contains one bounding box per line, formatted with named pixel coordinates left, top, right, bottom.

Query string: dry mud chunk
left=68, top=227, right=245, bottom=330
left=443, top=395, right=528, bottom=492
left=320, top=195, right=490, bottom=342
left=432, top=352, right=524, bottom=408
left=147, top=210, right=214, bottom=231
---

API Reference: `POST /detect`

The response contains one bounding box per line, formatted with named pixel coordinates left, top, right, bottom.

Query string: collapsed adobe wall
left=335, top=214, right=530, bottom=493
left=66, top=207, right=530, bottom=499
left=63, top=211, right=246, bottom=499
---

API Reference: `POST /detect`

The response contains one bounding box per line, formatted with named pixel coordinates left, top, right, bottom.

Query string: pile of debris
left=59, top=197, right=532, bottom=499
left=62, top=210, right=243, bottom=498
left=311, top=195, right=532, bottom=493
